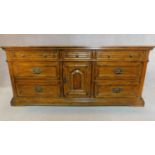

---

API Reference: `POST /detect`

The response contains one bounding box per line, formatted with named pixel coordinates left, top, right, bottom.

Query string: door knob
left=63, top=77, right=67, bottom=83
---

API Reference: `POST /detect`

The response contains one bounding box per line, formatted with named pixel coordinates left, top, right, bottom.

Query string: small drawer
left=95, top=62, right=142, bottom=80
left=12, top=49, right=59, bottom=60
left=96, top=51, right=146, bottom=61
left=62, top=49, right=92, bottom=60
left=13, top=62, right=59, bottom=79
left=95, top=83, right=139, bottom=98
left=16, top=80, right=60, bottom=97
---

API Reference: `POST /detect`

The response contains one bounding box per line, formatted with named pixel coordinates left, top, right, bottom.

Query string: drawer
left=96, top=51, right=146, bottom=61
left=95, top=83, right=139, bottom=98
left=11, top=49, right=59, bottom=60
left=13, top=62, right=59, bottom=79
left=16, top=80, right=60, bottom=97
left=62, top=49, right=92, bottom=60
left=95, top=62, right=142, bottom=80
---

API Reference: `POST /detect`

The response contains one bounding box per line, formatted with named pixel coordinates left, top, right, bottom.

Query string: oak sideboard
left=2, top=46, right=153, bottom=106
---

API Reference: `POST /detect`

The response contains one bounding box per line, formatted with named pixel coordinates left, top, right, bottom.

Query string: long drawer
left=95, top=61, right=142, bottom=80
left=95, top=81, right=139, bottom=98
left=12, top=62, right=59, bottom=79
left=9, top=48, right=59, bottom=60
left=96, top=50, right=146, bottom=61
left=16, top=80, right=60, bottom=97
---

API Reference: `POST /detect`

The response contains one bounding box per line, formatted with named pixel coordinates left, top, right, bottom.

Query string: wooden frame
left=2, top=46, right=153, bottom=106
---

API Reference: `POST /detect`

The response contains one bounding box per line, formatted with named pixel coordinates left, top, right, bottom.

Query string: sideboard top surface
left=2, top=46, right=154, bottom=51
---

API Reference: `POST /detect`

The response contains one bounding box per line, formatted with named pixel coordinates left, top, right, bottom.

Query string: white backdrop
left=1, top=0, right=155, bottom=154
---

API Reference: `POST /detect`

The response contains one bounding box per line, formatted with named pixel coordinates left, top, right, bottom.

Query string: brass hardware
left=112, top=88, right=122, bottom=93
left=35, top=86, right=43, bottom=93
left=21, top=54, right=26, bottom=57
left=107, top=55, right=111, bottom=58
left=114, top=68, right=123, bottom=74
left=32, top=67, right=42, bottom=74
left=75, top=69, right=80, bottom=73
left=75, top=55, right=79, bottom=58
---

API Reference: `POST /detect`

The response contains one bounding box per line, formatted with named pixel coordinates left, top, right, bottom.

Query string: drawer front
left=96, top=51, right=146, bottom=61
left=62, top=49, right=92, bottom=60
left=95, top=62, right=142, bottom=80
left=95, top=83, right=139, bottom=98
left=12, top=49, right=59, bottom=60
left=13, top=62, right=59, bottom=79
left=16, top=80, right=60, bottom=97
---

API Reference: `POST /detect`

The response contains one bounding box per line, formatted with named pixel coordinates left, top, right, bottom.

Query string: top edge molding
left=1, top=46, right=154, bottom=50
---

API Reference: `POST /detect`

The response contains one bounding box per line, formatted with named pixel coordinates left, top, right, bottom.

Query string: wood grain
left=3, top=46, right=153, bottom=106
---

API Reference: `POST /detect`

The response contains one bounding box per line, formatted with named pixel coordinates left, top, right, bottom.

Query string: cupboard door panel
left=63, top=62, right=91, bottom=97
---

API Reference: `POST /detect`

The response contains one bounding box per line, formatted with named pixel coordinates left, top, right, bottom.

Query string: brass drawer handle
left=32, top=67, right=42, bottom=74
left=112, top=88, right=122, bottom=93
left=21, top=54, right=26, bottom=57
left=129, top=55, right=133, bottom=58
left=114, top=68, right=123, bottom=74
left=35, top=86, right=43, bottom=93
left=75, top=55, right=79, bottom=58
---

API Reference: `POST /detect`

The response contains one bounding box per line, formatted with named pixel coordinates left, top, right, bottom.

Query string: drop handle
left=32, top=67, right=42, bottom=74
left=35, top=86, right=44, bottom=93
left=114, top=68, right=123, bottom=74
left=112, top=88, right=122, bottom=93
left=21, top=54, right=26, bottom=57
left=43, top=54, right=48, bottom=58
